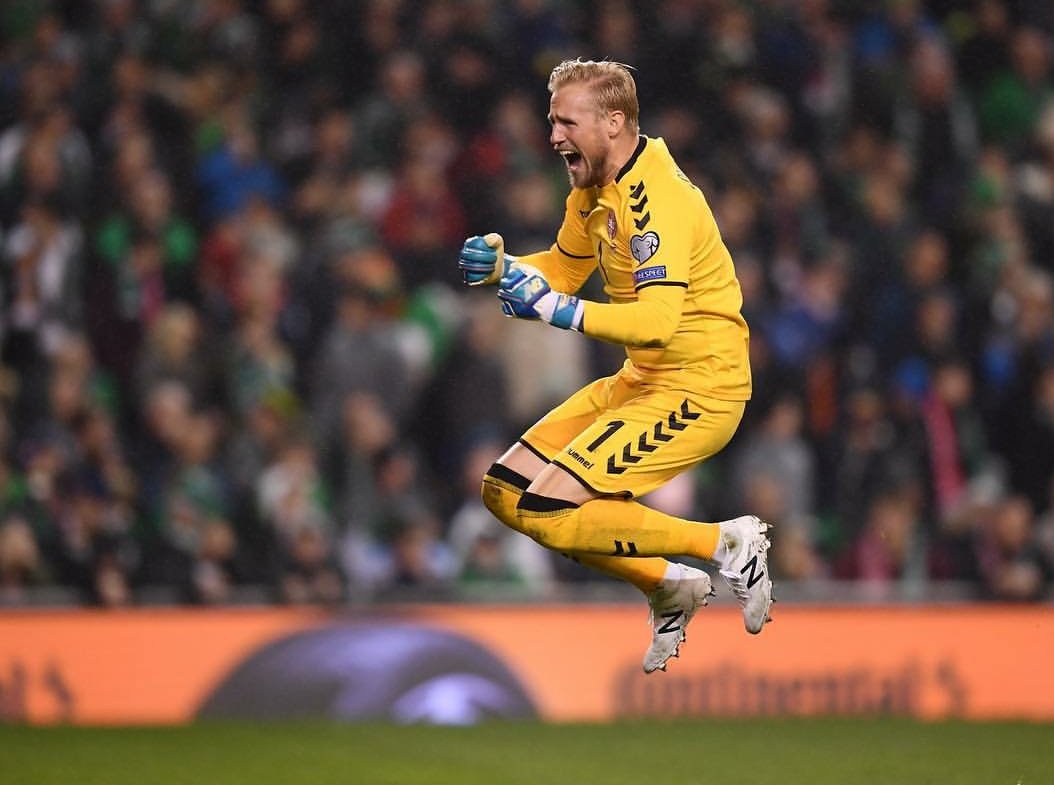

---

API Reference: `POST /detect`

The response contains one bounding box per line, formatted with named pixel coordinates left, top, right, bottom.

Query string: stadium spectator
left=133, top=304, right=215, bottom=413
left=381, top=149, right=467, bottom=289
left=0, top=513, right=48, bottom=602
left=279, top=522, right=345, bottom=605
left=977, top=493, right=1047, bottom=601
left=833, top=486, right=929, bottom=590
left=195, top=109, right=286, bottom=225
left=729, top=394, right=816, bottom=525
left=310, top=243, right=416, bottom=443
left=3, top=196, right=84, bottom=391
left=354, top=50, right=431, bottom=170
left=893, top=37, right=979, bottom=230
left=977, top=26, right=1053, bottom=154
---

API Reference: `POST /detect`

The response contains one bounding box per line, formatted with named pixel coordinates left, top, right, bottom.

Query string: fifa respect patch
left=634, top=266, right=667, bottom=284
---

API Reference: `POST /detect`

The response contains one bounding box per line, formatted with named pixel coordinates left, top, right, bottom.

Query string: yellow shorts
left=519, top=362, right=746, bottom=498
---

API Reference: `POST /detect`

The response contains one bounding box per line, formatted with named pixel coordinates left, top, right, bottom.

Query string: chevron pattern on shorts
left=606, top=399, right=701, bottom=475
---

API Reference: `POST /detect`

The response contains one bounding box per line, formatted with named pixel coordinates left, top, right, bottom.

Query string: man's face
left=549, top=82, right=614, bottom=189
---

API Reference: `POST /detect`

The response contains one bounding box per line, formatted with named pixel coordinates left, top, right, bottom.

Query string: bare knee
left=526, top=462, right=596, bottom=506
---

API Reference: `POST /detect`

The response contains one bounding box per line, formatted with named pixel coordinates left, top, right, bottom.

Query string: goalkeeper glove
left=498, top=263, right=584, bottom=331
left=458, top=233, right=517, bottom=286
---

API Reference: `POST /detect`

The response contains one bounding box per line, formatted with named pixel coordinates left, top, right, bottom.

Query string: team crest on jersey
left=607, top=210, right=617, bottom=242
left=630, top=231, right=660, bottom=265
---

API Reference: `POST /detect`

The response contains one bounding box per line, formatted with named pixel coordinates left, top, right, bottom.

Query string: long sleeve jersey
left=521, top=135, right=752, bottom=401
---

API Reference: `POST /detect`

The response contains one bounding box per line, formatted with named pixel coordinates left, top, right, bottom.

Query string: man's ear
left=607, top=110, right=626, bottom=138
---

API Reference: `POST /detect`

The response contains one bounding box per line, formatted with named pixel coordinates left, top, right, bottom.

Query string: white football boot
left=716, top=515, right=773, bottom=634
left=642, top=562, right=714, bottom=674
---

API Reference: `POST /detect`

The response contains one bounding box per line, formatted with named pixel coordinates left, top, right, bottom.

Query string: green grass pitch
left=3, top=719, right=1052, bottom=785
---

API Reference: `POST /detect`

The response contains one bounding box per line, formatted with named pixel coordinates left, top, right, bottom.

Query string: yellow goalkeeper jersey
left=521, top=136, right=751, bottom=401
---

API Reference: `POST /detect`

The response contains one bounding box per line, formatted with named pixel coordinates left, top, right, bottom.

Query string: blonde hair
left=548, top=59, right=639, bottom=134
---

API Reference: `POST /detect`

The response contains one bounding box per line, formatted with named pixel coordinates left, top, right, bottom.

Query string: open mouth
left=559, top=150, right=583, bottom=170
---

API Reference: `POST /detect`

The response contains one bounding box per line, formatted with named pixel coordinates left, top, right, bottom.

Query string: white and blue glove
left=458, top=233, right=517, bottom=286
left=498, top=263, right=584, bottom=331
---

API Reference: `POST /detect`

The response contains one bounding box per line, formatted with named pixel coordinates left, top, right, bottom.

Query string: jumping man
left=458, top=59, right=772, bottom=673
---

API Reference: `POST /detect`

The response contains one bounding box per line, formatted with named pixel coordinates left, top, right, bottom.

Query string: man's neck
left=600, top=133, right=642, bottom=186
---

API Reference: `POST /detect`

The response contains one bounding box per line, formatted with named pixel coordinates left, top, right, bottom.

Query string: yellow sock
left=481, top=466, right=670, bottom=593
left=565, top=551, right=670, bottom=593
left=515, top=494, right=720, bottom=561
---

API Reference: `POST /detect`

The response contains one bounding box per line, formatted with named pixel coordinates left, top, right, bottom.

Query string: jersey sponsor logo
left=633, top=265, right=667, bottom=284
left=630, top=231, right=660, bottom=265
left=607, top=210, right=617, bottom=242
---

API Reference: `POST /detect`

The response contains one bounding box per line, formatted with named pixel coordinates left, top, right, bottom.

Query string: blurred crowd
left=0, top=0, right=1053, bottom=606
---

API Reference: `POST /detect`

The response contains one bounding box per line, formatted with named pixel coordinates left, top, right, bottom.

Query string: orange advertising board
left=0, top=605, right=1051, bottom=724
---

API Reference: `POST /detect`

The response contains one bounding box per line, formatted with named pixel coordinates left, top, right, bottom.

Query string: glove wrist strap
left=536, top=291, right=584, bottom=331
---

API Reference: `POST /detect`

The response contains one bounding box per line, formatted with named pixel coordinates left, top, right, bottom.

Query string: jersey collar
left=614, top=135, right=648, bottom=184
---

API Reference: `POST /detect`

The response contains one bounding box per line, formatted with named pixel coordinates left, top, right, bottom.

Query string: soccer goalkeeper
left=458, top=59, right=772, bottom=673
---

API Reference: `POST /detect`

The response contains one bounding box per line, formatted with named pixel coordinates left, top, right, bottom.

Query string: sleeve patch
left=630, top=231, right=660, bottom=264
left=634, top=265, right=667, bottom=284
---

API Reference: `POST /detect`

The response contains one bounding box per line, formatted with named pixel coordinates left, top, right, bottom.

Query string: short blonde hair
left=548, top=59, right=639, bottom=134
